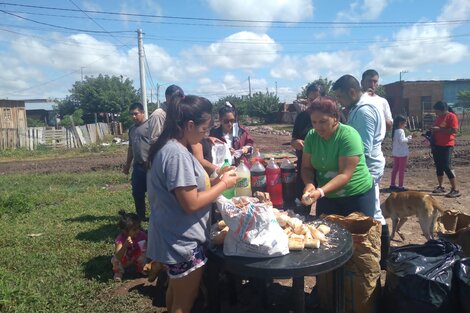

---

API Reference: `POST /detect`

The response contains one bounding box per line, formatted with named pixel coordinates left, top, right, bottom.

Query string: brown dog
left=381, top=191, right=445, bottom=241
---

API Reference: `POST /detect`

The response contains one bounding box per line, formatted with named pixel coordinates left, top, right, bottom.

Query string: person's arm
left=307, top=155, right=359, bottom=202
left=383, top=99, right=393, bottom=131
left=174, top=171, right=238, bottom=214
left=351, top=108, right=376, bottom=159
left=291, top=113, right=306, bottom=150
left=123, top=145, right=133, bottom=175
left=398, top=129, right=411, bottom=143
left=301, top=151, right=316, bottom=193
left=191, top=142, right=219, bottom=176
left=114, top=236, right=132, bottom=260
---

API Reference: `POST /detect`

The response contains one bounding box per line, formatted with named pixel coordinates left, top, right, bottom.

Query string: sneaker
left=113, top=273, right=122, bottom=282
left=432, top=186, right=445, bottom=193
left=445, top=189, right=461, bottom=198
left=397, top=187, right=408, bottom=192
left=389, top=185, right=398, bottom=191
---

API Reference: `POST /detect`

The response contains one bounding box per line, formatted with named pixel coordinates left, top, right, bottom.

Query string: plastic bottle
left=235, top=160, right=252, bottom=197
left=250, top=159, right=266, bottom=194
left=221, top=158, right=235, bottom=199
left=251, top=148, right=262, bottom=165
left=266, top=158, right=283, bottom=208
left=280, top=157, right=296, bottom=207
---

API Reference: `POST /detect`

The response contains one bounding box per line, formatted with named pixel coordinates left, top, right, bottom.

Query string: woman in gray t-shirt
left=147, top=95, right=237, bottom=313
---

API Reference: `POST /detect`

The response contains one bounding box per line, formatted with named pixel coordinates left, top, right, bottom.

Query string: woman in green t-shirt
left=301, top=96, right=376, bottom=217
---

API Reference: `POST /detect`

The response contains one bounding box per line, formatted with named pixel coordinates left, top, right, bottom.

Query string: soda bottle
left=250, top=159, right=266, bottom=194
left=266, top=158, right=283, bottom=208
left=251, top=148, right=262, bottom=165
left=280, top=157, right=296, bottom=207
left=235, top=160, right=252, bottom=197
left=221, top=158, right=235, bottom=199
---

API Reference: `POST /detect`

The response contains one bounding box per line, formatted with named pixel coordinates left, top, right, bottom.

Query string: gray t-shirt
left=147, top=103, right=167, bottom=144
left=128, top=121, right=150, bottom=164
left=147, top=139, right=211, bottom=263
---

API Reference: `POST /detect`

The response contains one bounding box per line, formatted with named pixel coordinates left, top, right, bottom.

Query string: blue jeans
left=315, top=186, right=376, bottom=218
left=131, top=163, right=147, bottom=220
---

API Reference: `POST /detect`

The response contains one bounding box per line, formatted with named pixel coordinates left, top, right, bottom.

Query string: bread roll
left=277, top=214, right=289, bottom=227
left=302, top=192, right=313, bottom=205
left=288, top=217, right=302, bottom=230
left=288, top=234, right=305, bottom=251
left=317, top=224, right=331, bottom=235
left=309, top=226, right=327, bottom=243
left=212, top=226, right=229, bottom=245
left=217, top=220, right=227, bottom=231
left=304, top=238, right=320, bottom=249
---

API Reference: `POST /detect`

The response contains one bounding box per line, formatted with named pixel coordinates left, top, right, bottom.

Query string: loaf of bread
left=288, top=234, right=305, bottom=251
left=317, top=224, right=331, bottom=235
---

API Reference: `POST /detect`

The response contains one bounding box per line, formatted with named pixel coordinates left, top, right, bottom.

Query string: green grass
left=0, top=144, right=127, bottom=162
left=0, top=170, right=151, bottom=313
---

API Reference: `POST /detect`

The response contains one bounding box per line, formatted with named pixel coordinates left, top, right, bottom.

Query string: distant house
left=383, top=79, right=470, bottom=127
left=0, top=99, right=27, bottom=130
left=25, top=99, right=58, bottom=126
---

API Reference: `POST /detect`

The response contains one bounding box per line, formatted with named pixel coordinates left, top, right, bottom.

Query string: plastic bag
left=211, top=141, right=232, bottom=168
left=455, top=257, right=470, bottom=313
left=216, top=196, right=289, bottom=258
left=382, top=239, right=461, bottom=313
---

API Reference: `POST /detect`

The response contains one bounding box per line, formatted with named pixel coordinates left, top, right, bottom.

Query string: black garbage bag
left=455, top=257, right=470, bottom=313
left=382, top=240, right=461, bottom=313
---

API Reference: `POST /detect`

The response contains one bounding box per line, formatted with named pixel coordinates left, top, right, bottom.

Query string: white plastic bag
left=211, top=142, right=232, bottom=168
left=216, top=196, right=289, bottom=258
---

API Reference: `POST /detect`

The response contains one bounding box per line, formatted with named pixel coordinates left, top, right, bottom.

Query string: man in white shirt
left=361, top=69, right=393, bottom=131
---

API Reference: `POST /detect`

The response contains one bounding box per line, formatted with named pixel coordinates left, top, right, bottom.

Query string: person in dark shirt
left=291, top=84, right=325, bottom=205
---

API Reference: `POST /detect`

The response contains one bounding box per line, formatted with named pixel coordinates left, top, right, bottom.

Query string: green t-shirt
left=303, top=123, right=372, bottom=198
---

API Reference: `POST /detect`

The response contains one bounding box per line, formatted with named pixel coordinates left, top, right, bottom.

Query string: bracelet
left=317, top=187, right=325, bottom=198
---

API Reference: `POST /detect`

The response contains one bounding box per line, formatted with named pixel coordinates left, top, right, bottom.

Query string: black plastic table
left=207, top=219, right=353, bottom=313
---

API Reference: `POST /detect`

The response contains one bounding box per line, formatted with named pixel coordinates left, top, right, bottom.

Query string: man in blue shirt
left=333, top=74, right=389, bottom=268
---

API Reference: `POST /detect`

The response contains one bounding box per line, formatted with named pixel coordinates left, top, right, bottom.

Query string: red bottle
left=266, top=158, right=283, bottom=208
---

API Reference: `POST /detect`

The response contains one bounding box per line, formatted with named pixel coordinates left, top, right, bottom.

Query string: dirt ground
left=2, top=128, right=470, bottom=312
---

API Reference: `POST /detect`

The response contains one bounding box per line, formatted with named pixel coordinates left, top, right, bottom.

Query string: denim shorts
left=165, top=245, right=207, bottom=279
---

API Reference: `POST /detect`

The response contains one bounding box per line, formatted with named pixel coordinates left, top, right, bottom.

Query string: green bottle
left=221, top=158, right=235, bottom=199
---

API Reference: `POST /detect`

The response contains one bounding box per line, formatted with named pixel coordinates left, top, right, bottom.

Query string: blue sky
left=1, top=0, right=469, bottom=104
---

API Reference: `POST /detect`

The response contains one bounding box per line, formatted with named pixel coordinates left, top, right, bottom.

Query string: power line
left=0, top=10, right=134, bottom=33
left=1, top=2, right=469, bottom=26
left=3, top=8, right=469, bottom=30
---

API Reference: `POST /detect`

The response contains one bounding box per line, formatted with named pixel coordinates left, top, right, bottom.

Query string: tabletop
left=207, top=218, right=353, bottom=279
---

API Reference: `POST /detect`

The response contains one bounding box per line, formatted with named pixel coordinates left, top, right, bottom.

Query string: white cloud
left=190, top=31, right=279, bottom=70
left=367, top=0, right=470, bottom=76
left=438, top=0, right=470, bottom=22
left=333, top=0, right=388, bottom=35
left=207, top=0, right=313, bottom=26
left=271, top=51, right=360, bottom=82
left=2, top=33, right=186, bottom=98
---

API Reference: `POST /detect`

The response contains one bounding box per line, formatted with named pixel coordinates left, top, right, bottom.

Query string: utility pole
left=156, top=84, right=161, bottom=108
left=80, top=67, right=85, bottom=81
left=399, top=70, right=408, bottom=82
left=248, top=76, right=252, bottom=98
left=275, top=81, right=278, bottom=96
left=137, top=29, right=148, bottom=119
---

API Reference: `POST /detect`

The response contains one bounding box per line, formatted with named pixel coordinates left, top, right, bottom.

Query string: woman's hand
left=241, top=146, right=250, bottom=154
left=219, top=165, right=235, bottom=176
left=301, top=184, right=316, bottom=205
left=220, top=170, right=238, bottom=189
left=291, top=139, right=304, bottom=151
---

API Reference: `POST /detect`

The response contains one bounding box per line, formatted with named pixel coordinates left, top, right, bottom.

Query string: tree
left=457, top=90, right=470, bottom=111
left=57, top=74, right=139, bottom=124
left=213, top=95, right=249, bottom=116
left=59, top=109, right=84, bottom=127
left=247, top=91, right=280, bottom=123
left=297, top=77, right=334, bottom=98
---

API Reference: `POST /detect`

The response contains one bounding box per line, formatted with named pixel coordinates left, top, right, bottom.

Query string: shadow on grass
left=65, top=214, right=115, bottom=223
left=83, top=255, right=113, bottom=282
left=76, top=223, right=117, bottom=242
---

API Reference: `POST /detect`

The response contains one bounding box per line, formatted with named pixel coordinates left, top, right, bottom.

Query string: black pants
left=432, top=145, right=455, bottom=179
left=131, top=163, right=147, bottom=220
left=315, top=186, right=376, bottom=218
